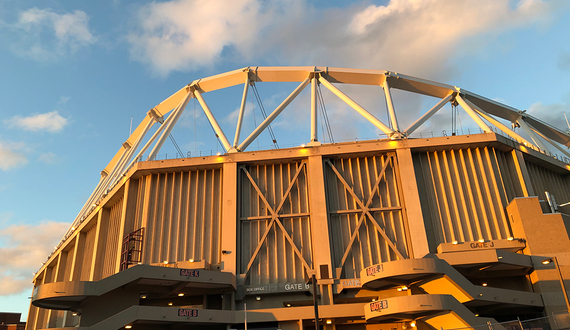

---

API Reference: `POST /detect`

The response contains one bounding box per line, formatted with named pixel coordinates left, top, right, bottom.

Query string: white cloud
left=127, top=0, right=559, bottom=80
left=0, top=221, right=69, bottom=296
left=10, top=8, right=95, bottom=60
left=0, top=141, right=28, bottom=171
left=38, top=152, right=58, bottom=164
left=7, top=111, right=68, bottom=132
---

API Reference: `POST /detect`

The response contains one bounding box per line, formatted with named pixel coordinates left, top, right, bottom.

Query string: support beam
left=238, top=77, right=310, bottom=151
left=464, top=98, right=535, bottom=148
left=517, top=118, right=551, bottom=153
left=148, top=90, right=193, bottom=160
left=404, top=93, right=453, bottom=134
left=233, top=78, right=250, bottom=148
left=455, top=94, right=491, bottom=133
left=194, top=88, right=233, bottom=153
left=319, top=76, right=394, bottom=136
left=383, top=79, right=400, bottom=131
left=528, top=124, right=570, bottom=159
left=310, top=76, right=318, bottom=143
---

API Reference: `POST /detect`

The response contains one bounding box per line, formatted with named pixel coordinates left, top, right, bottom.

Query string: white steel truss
left=60, top=66, right=570, bottom=245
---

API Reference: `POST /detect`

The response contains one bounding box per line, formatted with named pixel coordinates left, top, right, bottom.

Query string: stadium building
left=26, top=67, right=570, bottom=330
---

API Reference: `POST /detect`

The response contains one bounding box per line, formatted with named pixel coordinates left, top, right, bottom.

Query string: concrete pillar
left=221, top=162, right=238, bottom=275
left=395, top=148, right=430, bottom=258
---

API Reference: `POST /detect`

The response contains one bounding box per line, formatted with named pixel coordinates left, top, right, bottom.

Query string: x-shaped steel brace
left=241, top=163, right=312, bottom=281
left=325, top=155, right=405, bottom=272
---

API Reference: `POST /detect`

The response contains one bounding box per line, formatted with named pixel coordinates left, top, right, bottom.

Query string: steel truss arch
left=61, top=66, right=570, bottom=245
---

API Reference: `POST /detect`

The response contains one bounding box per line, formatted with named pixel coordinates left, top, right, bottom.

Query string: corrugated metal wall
left=137, top=169, right=223, bottom=265
left=526, top=160, right=570, bottom=211
left=239, top=162, right=312, bottom=285
left=101, top=197, right=123, bottom=279
left=79, top=224, right=97, bottom=280
left=324, top=154, right=408, bottom=279
left=413, top=147, right=522, bottom=247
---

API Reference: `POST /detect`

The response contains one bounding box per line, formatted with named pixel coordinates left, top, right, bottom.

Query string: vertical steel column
left=233, top=78, right=250, bottom=149
left=311, top=75, right=318, bottom=143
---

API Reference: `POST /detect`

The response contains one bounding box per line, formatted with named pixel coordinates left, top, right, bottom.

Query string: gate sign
left=366, top=264, right=383, bottom=276
left=178, top=309, right=199, bottom=317
left=180, top=269, right=200, bottom=277
left=370, top=300, right=388, bottom=312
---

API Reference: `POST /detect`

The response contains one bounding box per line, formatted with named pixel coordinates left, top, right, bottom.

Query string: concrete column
left=221, top=162, right=238, bottom=275
left=395, top=148, right=430, bottom=258
left=115, top=178, right=139, bottom=273
left=511, top=149, right=535, bottom=197
left=307, top=155, right=334, bottom=304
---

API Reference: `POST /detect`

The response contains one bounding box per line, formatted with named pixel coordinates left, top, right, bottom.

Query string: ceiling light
left=286, top=304, right=291, bottom=307
left=475, top=314, right=479, bottom=317
left=542, top=258, right=553, bottom=265
left=168, top=302, right=173, bottom=306
left=140, top=294, right=147, bottom=299
left=178, top=293, right=184, bottom=297
left=125, top=326, right=132, bottom=329
left=256, top=296, right=261, bottom=301
left=326, top=320, right=332, bottom=324
left=482, top=283, right=488, bottom=287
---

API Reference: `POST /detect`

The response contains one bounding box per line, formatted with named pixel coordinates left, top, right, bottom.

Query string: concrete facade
left=26, top=132, right=570, bottom=330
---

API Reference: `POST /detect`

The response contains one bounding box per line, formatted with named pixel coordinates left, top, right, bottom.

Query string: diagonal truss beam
left=238, top=78, right=310, bottom=151
left=383, top=79, right=400, bottom=132
left=517, top=117, right=552, bottom=153
left=404, top=93, right=454, bottom=135
left=464, top=98, right=535, bottom=148
left=455, top=95, right=491, bottom=133
left=319, top=76, right=394, bottom=136
left=193, top=88, right=232, bottom=152
left=325, top=158, right=405, bottom=261
left=241, top=163, right=312, bottom=278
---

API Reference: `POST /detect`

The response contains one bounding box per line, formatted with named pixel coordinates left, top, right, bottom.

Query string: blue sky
left=0, top=0, right=569, bottom=319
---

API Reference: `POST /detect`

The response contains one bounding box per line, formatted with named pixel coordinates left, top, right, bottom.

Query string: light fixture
left=542, top=258, right=553, bottom=265
left=372, top=298, right=376, bottom=302
left=410, top=321, right=416, bottom=327
left=475, top=314, right=479, bottom=317
left=286, top=303, right=291, bottom=307
left=498, top=256, right=503, bottom=260
left=189, top=259, right=194, bottom=263
left=125, top=326, right=132, bottom=329
left=301, top=144, right=306, bottom=148
left=72, top=312, right=79, bottom=316
left=452, top=241, right=458, bottom=245
left=478, top=239, right=485, bottom=243
left=256, top=296, right=261, bottom=301
left=401, top=286, right=408, bottom=291
left=507, top=237, right=514, bottom=241
left=217, top=152, right=222, bottom=156
left=482, top=283, right=488, bottom=287
left=326, top=320, right=332, bottom=324
left=178, top=293, right=184, bottom=297
left=163, top=261, right=169, bottom=264
left=168, top=302, right=173, bottom=306
left=140, top=294, right=147, bottom=299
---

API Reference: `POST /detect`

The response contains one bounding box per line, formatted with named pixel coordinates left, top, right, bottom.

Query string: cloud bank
left=0, top=221, right=69, bottom=296
left=128, top=0, right=558, bottom=80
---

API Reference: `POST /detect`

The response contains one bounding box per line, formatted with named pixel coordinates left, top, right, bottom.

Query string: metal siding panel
left=80, top=225, right=96, bottom=280
left=325, top=154, right=407, bottom=279
left=102, top=198, right=123, bottom=278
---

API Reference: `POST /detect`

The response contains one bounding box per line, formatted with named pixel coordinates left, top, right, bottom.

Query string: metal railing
left=443, top=312, right=570, bottom=330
